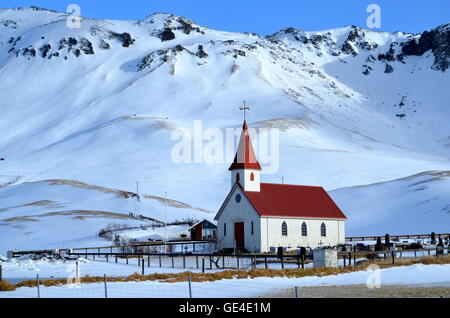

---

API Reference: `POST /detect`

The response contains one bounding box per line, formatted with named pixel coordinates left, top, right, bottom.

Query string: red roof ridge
left=241, top=182, right=346, bottom=219
left=257, top=182, right=323, bottom=189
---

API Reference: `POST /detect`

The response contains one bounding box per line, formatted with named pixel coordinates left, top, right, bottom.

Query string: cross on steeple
left=239, top=101, right=250, bottom=121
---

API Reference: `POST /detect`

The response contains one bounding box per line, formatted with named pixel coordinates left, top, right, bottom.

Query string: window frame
left=320, top=222, right=326, bottom=237
left=281, top=221, right=288, bottom=236
left=301, top=222, right=307, bottom=237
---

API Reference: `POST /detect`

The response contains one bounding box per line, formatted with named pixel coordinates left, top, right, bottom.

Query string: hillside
left=0, top=7, right=449, bottom=252
left=330, top=171, right=450, bottom=236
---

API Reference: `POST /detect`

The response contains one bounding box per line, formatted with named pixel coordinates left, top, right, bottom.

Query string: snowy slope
left=0, top=179, right=212, bottom=254
left=330, top=170, right=450, bottom=236
left=0, top=7, right=449, bottom=251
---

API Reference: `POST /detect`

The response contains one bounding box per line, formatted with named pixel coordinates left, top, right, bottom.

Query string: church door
left=234, top=222, right=245, bottom=248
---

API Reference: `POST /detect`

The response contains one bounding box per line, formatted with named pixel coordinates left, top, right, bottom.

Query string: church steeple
left=229, top=120, right=261, bottom=192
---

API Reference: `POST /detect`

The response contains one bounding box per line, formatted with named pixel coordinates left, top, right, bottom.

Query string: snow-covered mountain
left=0, top=7, right=449, bottom=252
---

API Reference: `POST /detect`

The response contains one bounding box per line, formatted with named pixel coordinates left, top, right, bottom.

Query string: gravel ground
left=268, top=283, right=450, bottom=298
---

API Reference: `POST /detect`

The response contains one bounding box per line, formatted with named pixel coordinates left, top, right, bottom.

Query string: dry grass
left=0, top=280, right=17, bottom=291
left=359, top=254, right=450, bottom=268
left=0, top=200, right=63, bottom=213
left=2, top=254, right=450, bottom=292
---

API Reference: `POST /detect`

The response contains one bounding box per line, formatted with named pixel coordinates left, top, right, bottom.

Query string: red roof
left=243, top=183, right=346, bottom=219
left=229, top=121, right=262, bottom=171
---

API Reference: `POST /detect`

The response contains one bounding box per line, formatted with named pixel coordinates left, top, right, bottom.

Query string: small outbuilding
left=190, top=219, right=217, bottom=240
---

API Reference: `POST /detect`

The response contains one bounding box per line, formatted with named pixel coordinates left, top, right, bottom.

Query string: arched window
left=320, top=222, right=326, bottom=237
left=250, top=172, right=255, bottom=181
left=281, top=222, right=288, bottom=236
left=301, top=222, right=307, bottom=236
left=236, top=173, right=240, bottom=182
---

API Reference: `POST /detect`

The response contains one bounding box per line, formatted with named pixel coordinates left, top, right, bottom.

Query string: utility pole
left=164, top=191, right=168, bottom=252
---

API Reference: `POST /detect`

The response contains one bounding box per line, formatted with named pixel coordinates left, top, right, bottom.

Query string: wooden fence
left=64, top=251, right=308, bottom=272
left=339, top=246, right=450, bottom=267
left=346, top=233, right=450, bottom=242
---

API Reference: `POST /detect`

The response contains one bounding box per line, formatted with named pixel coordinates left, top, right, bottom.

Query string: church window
left=235, top=194, right=241, bottom=203
left=250, top=172, right=255, bottom=181
left=321, top=223, right=327, bottom=237
left=282, top=222, right=288, bottom=236
left=301, top=222, right=307, bottom=236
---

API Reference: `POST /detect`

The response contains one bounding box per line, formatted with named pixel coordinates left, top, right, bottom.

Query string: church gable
left=215, top=183, right=259, bottom=221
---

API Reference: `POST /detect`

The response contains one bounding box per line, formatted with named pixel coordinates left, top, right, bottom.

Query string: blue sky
left=2, top=0, right=449, bottom=35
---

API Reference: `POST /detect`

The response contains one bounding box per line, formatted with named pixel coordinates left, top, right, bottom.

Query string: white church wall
left=260, top=217, right=345, bottom=252
left=216, top=186, right=261, bottom=252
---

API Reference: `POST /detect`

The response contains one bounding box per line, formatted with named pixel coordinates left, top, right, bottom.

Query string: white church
left=215, top=120, right=347, bottom=253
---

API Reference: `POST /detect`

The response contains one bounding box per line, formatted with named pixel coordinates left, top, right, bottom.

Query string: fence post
left=76, top=261, right=79, bottom=281
left=104, top=274, right=108, bottom=298
left=297, top=256, right=300, bottom=269
left=115, top=256, right=118, bottom=264
left=294, top=286, right=299, bottom=298
left=343, top=255, right=346, bottom=267
left=159, top=255, right=162, bottom=268
left=0, top=263, right=3, bottom=282
left=171, top=256, right=174, bottom=268
left=148, top=255, right=150, bottom=268
left=237, top=255, right=240, bottom=269
left=138, top=257, right=141, bottom=267
left=141, top=258, right=145, bottom=275
left=264, top=257, right=268, bottom=269
left=36, top=274, right=40, bottom=298
left=209, top=257, right=212, bottom=270
left=281, top=256, right=284, bottom=269
left=222, top=254, right=225, bottom=269
left=353, top=255, right=356, bottom=267
left=188, top=276, right=192, bottom=298
left=253, top=256, right=257, bottom=270
left=391, top=251, right=395, bottom=264
left=202, top=258, right=205, bottom=273
left=301, top=254, right=305, bottom=269
left=126, top=255, right=128, bottom=265
left=183, top=255, right=186, bottom=269
left=196, top=255, right=199, bottom=269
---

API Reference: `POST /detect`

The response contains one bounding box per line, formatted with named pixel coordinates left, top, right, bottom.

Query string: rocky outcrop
left=160, top=28, right=176, bottom=41
left=384, top=63, right=394, bottom=73
left=401, top=23, right=450, bottom=71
